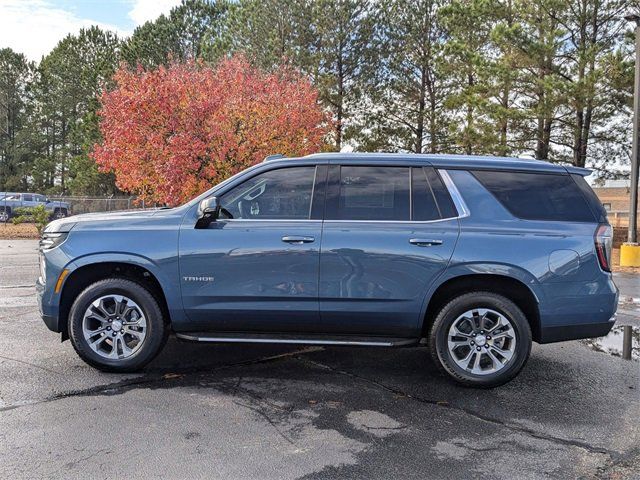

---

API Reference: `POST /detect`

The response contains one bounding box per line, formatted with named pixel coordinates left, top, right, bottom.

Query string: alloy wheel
left=82, top=294, right=147, bottom=360
left=447, top=308, right=517, bottom=375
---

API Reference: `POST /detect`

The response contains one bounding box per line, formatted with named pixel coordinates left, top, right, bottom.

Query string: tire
left=52, top=208, right=68, bottom=219
left=428, top=292, right=532, bottom=388
left=68, top=278, right=168, bottom=372
left=0, top=207, right=11, bottom=222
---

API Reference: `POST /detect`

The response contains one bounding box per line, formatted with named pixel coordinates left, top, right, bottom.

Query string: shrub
left=11, top=205, right=51, bottom=235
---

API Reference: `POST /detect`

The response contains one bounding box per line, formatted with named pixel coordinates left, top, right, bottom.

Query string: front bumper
left=36, top=275, right=61, bottom=333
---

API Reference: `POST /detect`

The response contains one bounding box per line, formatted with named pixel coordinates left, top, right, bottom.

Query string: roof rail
left=263, top=154, right=287, bottom=162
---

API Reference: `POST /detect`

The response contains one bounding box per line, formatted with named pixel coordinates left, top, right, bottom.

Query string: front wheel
left=428, top=292, right=532, bottom=388
left=68, top=278, right=168, bottom=372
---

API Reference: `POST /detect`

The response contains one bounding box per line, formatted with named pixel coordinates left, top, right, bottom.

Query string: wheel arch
left=421, top=272, right=542, bottom=342
left=58, top=260, right=172, bottom=341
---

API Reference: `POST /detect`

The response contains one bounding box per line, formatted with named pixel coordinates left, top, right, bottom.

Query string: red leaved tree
left=92, top=56, right=330, bottom=205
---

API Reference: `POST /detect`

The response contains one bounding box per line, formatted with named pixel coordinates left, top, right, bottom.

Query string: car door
left=179, top=164, right=327, bottom=333
left=21, top=194, right=35, bottom=208
left=319, top=164, right=460, bottom=337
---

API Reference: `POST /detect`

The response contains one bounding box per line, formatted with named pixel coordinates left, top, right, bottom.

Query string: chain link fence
left=48, top=195, right=162, bottom=215
left=0, top=194, right=163, bottom=222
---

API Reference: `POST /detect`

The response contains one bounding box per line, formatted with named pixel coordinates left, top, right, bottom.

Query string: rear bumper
left=537, top=275, right=619, bottom=343
left=539, top=316, right=616, bottom=343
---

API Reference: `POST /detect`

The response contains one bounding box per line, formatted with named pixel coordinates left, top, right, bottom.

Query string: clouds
left=0, top=0, right=180, bottom=61
left=128, top=0, right=181, bottom=26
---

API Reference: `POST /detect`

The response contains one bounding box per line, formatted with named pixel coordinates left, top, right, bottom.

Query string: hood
left=44, top=207, right=173, bottom=233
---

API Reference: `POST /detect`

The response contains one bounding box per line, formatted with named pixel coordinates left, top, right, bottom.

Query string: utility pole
left=622, top=14, right=640, bottom=266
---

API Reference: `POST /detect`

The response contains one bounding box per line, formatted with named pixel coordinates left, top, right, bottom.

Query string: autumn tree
left=92, top=56, right=329, bottom=205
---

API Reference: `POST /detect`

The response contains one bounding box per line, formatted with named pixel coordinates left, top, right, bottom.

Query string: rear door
left=318, top=164, right=460, bottom=337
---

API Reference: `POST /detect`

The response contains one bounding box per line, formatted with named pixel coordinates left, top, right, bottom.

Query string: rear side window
left=472, top=171, right=596, bottom=222
left=571, top=174, right=608, bottom=223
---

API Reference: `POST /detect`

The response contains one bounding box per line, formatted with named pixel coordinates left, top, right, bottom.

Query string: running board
left=174, top=332, right=419, bottom=347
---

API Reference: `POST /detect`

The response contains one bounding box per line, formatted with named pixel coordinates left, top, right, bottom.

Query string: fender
left=60, top=252, right=187, bottom=326
left=418, top=261, right=543, bottom=326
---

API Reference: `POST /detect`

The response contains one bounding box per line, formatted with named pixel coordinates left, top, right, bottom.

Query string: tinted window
left=328, top=166, right=410, bottom=221
left=571, top=174, right=607, bottom=223
left=220, top=166, right=315, bottom=220
left=424, top=167, right=458, bottom=218
left=411, top=168, right=440, bottom=221
left=22, top=194, right=33, bottom=202
left=473, top=171, right=595, bottom=222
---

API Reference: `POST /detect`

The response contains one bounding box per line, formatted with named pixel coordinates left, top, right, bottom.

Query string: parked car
left=36, top=153, right=617, bottom=387
left=0, top=193, right=71, bottom=222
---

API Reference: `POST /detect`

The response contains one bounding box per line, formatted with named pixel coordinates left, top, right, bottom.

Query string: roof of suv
left=267, top=152, right=591, bottom=175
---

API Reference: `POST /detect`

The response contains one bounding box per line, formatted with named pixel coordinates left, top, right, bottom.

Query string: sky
left=0, top=0, right=182, bottom=61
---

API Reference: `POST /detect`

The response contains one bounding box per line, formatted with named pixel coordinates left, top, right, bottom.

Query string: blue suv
left=37, top=153, right=618, bottom=387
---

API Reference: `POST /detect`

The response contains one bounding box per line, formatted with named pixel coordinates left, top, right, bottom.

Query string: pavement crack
left=0, top=354, right=64, bottom=375
left=232, top=400, right=296, bottom=445
left=296, top=356, right=620, bottom=459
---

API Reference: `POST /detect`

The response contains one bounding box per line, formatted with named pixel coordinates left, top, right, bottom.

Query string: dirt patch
left=0, top=223, right=39, bottom=239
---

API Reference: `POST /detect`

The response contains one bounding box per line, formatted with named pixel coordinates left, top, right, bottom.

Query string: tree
left=203, top=0, right=316, bottom=69
left=33, top=26, right=121, bottom=194
left=366, top=0, right=452, bottom=153
left=0, top=48, right=35, bottom=191
left=312, top=0, right=377, bottom=150
left=122, top=0, right=229, bottom=69
left=440, top=0, right=498, bottom=155
left=554, top=0, right=629, bottom=167
left=92, top=56, right=329, bottom=205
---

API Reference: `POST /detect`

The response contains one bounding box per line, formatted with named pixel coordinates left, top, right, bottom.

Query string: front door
left=319, top=165, right=460, bottom=337
left=179, top=165, right=325, bottom=333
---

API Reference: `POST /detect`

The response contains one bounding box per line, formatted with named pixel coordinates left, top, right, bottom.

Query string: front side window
left=220, top=166, right=316, bottom=220
left=22, top=194, right=33, bottom=202
left=328, top=166, right=410, bottom=221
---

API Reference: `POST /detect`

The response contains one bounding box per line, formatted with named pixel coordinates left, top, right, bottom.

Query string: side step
left=175, top=332, right=419, bottom=347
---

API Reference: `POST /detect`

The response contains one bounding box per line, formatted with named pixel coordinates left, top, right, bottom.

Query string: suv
left=37, top=154, right=617, bottom=387
left=0, top=193, right=70, bottom=222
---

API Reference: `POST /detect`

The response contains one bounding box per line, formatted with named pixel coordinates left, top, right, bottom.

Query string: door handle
left=282, top=236, right=315, bottom=244
left=409, top=238, right=443, bottom=247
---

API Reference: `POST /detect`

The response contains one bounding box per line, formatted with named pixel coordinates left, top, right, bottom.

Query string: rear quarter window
left=472, top=170, right=596, bottom=222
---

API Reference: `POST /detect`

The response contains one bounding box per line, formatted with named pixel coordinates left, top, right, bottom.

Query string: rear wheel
left=68, top=278, right=168, bottom=372
left=0, top=207, right=10, bottom=222
left=52, top=207, right=68, bottom=219
left=428, top=292, right=532, bottom=388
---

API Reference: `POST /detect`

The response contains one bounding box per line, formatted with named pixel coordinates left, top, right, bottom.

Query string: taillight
left=594, top=224, right=612, bottom=272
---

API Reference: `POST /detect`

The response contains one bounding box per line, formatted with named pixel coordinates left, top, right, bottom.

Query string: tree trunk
left=415, top=65, right=427, bottom=154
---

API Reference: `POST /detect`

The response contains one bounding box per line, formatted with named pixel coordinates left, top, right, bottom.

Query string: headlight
left=40, top=232, right=68, bottom=251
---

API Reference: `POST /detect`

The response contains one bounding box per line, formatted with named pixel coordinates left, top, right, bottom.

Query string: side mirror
left=195, top=197, right=221, bottom=229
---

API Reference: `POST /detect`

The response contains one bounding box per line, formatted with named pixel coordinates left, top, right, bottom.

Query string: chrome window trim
left=210, top=167, right=469, bottom=224
left=438, top=169, right=470, bottom=219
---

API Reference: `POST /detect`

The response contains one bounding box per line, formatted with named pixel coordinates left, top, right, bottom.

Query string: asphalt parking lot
left=1, top=239, right=638, bottom=480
